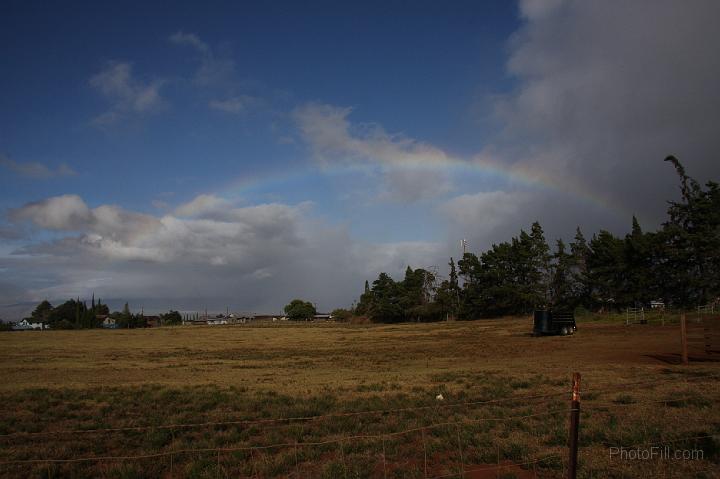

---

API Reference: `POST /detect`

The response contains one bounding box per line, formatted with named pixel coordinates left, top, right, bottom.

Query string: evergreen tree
left=457, top=252, right=485, bottom=319
left=75, top=298, right=81, bottom=326
left=349, top=157, right=717, bottom=320
left=569, top=227, right=591, bottom=307
left=660, top=156, right=720, bottom=306
left=622, top=216, right=655, bottom=306
left=30, top=300, right=53, bottom=323
left=529, top=221, right=551, bottom=307
left=161, top=310, right=182, bottom=325
left=587, top=231, right=625, bottom=310
left=550, top=239, right=573, bottom=309
left=355, top=280, right=374, bottom=315
left=448, top=257, right=460, bottom=317
left=368, top=273, right=403, bottom=323
left=96, top=300, right=109, bottom=315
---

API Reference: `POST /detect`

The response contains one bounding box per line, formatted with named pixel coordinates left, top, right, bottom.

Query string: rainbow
left=215, top=154, right=629, bottom=218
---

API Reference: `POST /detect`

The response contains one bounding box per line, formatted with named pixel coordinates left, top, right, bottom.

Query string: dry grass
left=0, top=317, right=718, bottom=478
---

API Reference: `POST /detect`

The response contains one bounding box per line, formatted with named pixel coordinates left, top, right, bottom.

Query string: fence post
left=681, top=313, right=688, bottom=365
left=421, top=428, right=428, bottom=479
left=382, top=436, right=387, bottom=479
left=567, top=372, right=581, bottom=479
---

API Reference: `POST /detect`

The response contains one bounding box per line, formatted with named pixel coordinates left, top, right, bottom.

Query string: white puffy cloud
left=89, top=62, right=164, bottom=126
left=9, top=195, right=160, bottom=242
left=9, top=195, right=92, bottom=231
left=2, top=194, right=444, bottom=318
left=174, top=194, right=231, bottom=218
left=293, top=102, right=455, bottom=202
left=293, top=102, right=451, bottom=167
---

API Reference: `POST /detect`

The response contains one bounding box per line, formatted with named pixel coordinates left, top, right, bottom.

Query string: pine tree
left=661, top=156, right=720, bottom=306
left=550, top=239, right=573, bottom=309
left=75, top=298, right=80, bottom=326
left=448, top=257, right=460, bottom=317
left=457, top=252, right=485, bottom=318
left=368, top=273, right=403, bottom=323
left=622, top=216, right=655, bottom=307
left=529, top=221, right=551, bottom=307
left=569, top=227, right=591, bottom=307
left=587, top=231, right=625, bottom=310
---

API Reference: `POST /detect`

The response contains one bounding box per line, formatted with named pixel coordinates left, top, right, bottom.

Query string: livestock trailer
left=533, top=309, right=576, bottom=336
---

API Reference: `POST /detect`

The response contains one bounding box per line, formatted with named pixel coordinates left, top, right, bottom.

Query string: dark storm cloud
left=489, top=0, right=720, bottom=229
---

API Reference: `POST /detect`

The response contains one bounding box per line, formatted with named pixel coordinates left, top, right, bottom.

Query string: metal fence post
left=568, top=372, right=581, bottom=479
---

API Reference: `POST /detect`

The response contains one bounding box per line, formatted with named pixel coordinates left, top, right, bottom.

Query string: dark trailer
left=533, top=310, right=577, bottom=336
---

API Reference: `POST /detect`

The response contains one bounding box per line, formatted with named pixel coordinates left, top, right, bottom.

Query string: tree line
left=353, top=157, right=719, bottom=322
left=25, top=296, right=182, bottom=329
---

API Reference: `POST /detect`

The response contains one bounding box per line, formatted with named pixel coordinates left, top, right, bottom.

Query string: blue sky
left=1, top=0, right=517, bottom=209
left=2, top=1, right=719, bottom=317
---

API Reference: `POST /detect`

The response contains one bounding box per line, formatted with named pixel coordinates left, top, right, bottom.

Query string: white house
left=16, top=319, right=45, bottom=330
left=102, top=317, right=117, bottom=329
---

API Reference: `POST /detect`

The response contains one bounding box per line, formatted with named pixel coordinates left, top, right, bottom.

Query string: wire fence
left=1, top=374, right=719, bottom=478
left=683, top=313, right=720, bottom=358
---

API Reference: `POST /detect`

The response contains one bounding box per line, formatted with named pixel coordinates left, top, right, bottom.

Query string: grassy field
left=1, top=316, right=718, bottom=478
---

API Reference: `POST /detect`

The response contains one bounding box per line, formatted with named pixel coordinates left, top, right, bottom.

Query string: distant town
left=0, top=296, right=341, bottom=332
left=2, top=310, right=336, bottom=331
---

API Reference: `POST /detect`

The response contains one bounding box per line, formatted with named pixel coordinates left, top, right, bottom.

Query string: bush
left=330, top=308, right=352, bottom=322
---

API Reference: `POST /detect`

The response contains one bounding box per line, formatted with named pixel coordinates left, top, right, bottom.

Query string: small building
left=101, top=317, right=117, bottom=329
left=233, top=313, right=255, bottom=323
left=15, top=319, right=45, bottom=330
left=313, top=314, right=333, bottom=321
left=650, top=300, right=665, bottom=310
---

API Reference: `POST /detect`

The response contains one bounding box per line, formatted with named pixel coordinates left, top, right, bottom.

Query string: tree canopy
left=283, top=299, right=317, bottom=321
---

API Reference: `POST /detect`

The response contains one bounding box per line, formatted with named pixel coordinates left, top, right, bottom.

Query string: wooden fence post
left=567, top=372, right=581, bottom=479
left=681, top=313, right=688, bottom=365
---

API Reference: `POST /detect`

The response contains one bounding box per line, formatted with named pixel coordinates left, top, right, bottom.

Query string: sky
left=1, top=0, right=719, bottom=318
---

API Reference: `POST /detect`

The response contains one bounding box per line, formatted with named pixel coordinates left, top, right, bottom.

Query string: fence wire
left=1, top=373, right=719, bottom=478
